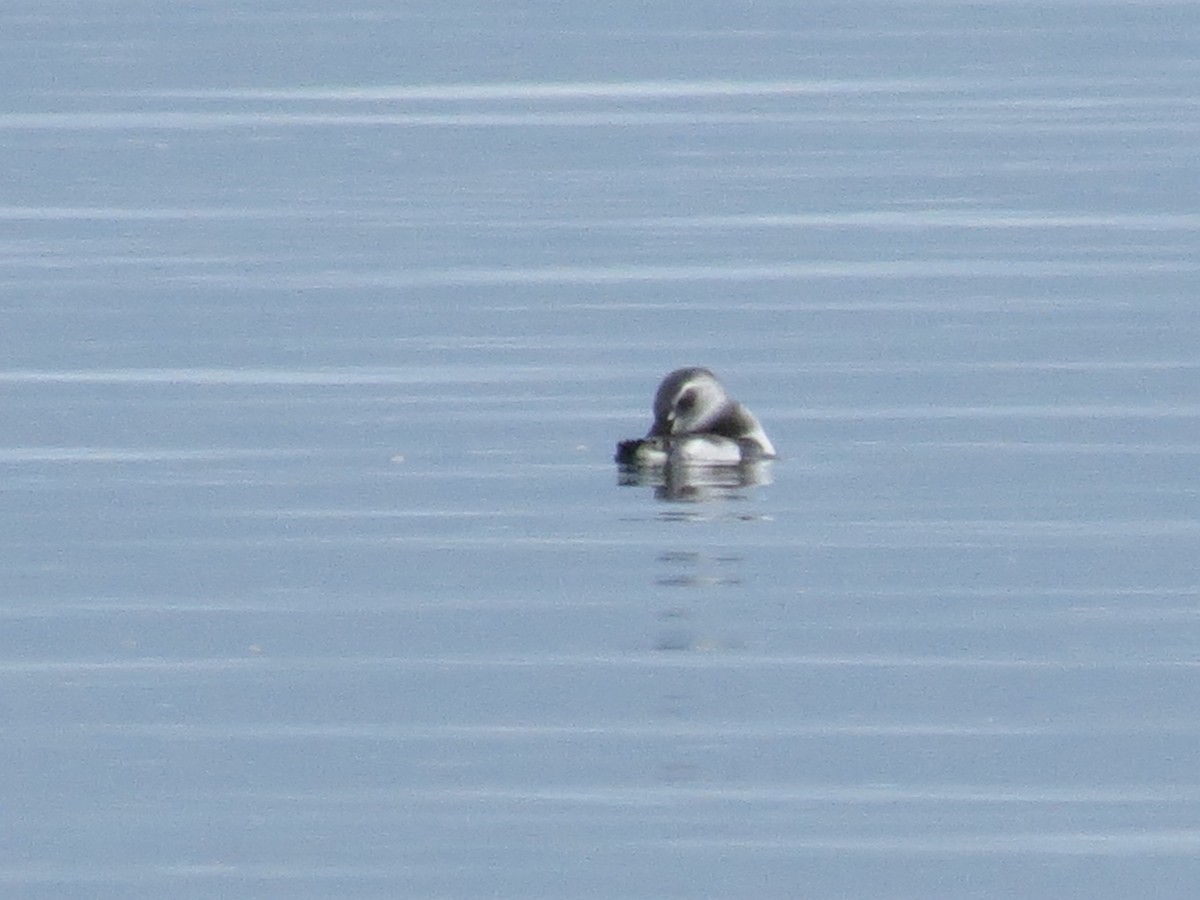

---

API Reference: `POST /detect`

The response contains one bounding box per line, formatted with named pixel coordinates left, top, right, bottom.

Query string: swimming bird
left=615, top=367, right=776, bottom=467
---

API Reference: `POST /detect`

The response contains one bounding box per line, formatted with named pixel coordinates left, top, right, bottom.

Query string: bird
left=615, top=367, right=775, bottom=467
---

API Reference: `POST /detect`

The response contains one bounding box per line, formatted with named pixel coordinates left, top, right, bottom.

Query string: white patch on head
left=663, top=370, right=730, bottom=435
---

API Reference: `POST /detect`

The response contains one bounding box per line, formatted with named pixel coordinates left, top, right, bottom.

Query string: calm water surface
left=3, top=2, right=1199, bottom=898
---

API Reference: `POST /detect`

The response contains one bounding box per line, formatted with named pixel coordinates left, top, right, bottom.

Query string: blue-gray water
left=3, top=2, right=1199, bottom=898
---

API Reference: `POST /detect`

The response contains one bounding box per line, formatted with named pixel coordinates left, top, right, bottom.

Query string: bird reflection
left=617, top=458, right=772, bottom=502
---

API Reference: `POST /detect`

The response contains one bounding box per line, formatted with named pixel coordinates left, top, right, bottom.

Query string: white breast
left=670, top=435, right=746, bottom=465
